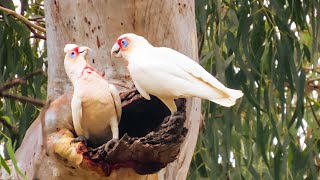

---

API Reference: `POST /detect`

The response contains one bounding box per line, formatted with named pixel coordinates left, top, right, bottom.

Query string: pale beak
left=79, top=46, right=91, bottom=61
left=111, top=43, right=122, bottom=58
left=79, top=46, right=91, bottom=56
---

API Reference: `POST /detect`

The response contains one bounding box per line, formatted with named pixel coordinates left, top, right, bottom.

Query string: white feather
left=109, top=84, right=122, bottom=120
left=122, top=34, right=243, bottom=108
left=71, top=95, right=84, bottom=137
left=64, top=45, right=121, bottom=146
left=64, top=44, right=78, bottom=53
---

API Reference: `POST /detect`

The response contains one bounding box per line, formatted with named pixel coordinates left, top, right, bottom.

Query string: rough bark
left=84, top=90, right=188, bottom=176
left=12, top=0, right=201, bottom=179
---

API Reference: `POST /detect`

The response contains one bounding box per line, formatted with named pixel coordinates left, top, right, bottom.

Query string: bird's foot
left=89, top=144, right=107, bottom=160
left=104, top=138, right=119, bottom=152
left=91, top=144, right=105, bottom=152
left=71, top=136, right=87, bottom=146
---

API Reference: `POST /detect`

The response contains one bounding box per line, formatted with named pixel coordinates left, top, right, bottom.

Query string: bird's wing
left=71, top=95, right=84, bottom=136
left=133, top=80, right=151, bottom=100
left=109, top=84, right=122, bottom=121
left=156, top=47, right=243, bottom=99
left=157, top=47, right=226, bottom=89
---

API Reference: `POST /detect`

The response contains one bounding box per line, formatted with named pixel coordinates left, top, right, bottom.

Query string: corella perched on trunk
left=64, top=44, right=121, bottom=147
left=111, top=33, right=243, bottom=114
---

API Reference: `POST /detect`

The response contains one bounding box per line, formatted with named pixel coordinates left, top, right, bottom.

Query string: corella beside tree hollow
left=111, top=33, right=243, bottom=114
left=64, top=44, right=122, bottom=148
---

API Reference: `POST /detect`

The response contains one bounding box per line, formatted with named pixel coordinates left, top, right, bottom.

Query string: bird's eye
left=121, top=39, right=129, bottom=48
left=70, top=51, right=76, bottom=59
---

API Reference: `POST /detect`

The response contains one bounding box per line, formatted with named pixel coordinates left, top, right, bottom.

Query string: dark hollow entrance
left=119, top=89, right=171, bottom=138
left=85, top=88, right=188, bottom=176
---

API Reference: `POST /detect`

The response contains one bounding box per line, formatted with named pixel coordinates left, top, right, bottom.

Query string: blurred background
left=0, top=0, right=320, bottom=179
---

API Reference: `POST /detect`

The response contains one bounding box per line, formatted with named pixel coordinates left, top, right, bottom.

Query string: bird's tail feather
left=209, top=88, right=243, bottom=107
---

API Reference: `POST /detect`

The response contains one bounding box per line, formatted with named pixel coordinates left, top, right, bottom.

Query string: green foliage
left=0, top=131, right=26, bottom=179
left=0, top=0, right=46, bottom=177
left=190, top=0, right=320, bottom=179
left=0, top=0, right=46, bottom=175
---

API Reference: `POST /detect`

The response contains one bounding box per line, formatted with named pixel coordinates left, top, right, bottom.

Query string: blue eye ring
left=70, top=51, right=76, bottom=59
left=121, top=39, right=128, bottom=48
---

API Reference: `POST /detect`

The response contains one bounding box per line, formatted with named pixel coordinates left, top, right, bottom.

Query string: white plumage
left=111, top=33, right=243, bottom=113
left=64, top=44, right=121, bottom=147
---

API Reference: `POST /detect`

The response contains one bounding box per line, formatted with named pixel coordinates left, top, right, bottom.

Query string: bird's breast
left=74, top=80, right=117, bottom=143
left=81, top=97, right=116, bottom=143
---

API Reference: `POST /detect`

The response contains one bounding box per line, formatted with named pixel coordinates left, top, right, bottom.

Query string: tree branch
left=0, top=69, right=46, bottom=108
left=25, top=24, right=46, bottom=40
left=0, top=69, right=45, bottom=92
left=33, top=100, right=51, bottom=180
left=0, top=78, right=26, bottom=92
left=28, top=17, right=45, bottom=22
left=307, top=98, right=320, bottom=127
left=304, top=67, right=320, bottom=74
left=307, top=77, right=320, bottom=84
left=0, top=92, right=46, bottom=107
left=27, top=35, right=46, bottom=40
left=0, top=6, right=46, bottom=33
left=20, top=0, right=24, bottom=16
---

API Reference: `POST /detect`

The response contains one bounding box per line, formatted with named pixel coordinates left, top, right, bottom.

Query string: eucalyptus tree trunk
left=12, top=0, right=200, bottom=179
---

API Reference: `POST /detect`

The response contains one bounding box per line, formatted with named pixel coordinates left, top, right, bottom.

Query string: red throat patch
left=80, top=65, right=104, bottom=79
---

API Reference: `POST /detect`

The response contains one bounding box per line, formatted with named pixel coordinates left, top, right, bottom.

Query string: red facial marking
left=68, top=47, right=80, bottom=59
left=117, top=38, right=124, bottom=49
left=73, top=47, right=79, bottom=54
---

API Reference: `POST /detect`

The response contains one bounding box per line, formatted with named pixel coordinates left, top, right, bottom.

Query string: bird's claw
left=89, top=144, right=107, bottom=160
left=71, top=136, right=87, bottom=146
left=104, top=138, right=119, bottom=152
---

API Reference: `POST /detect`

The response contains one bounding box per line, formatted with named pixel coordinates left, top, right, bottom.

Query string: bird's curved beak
left=79, top=46, right=91, bottom=61
left=111, top=43, right=122, bottom=58
left=79, top=46, right=91, bottom=56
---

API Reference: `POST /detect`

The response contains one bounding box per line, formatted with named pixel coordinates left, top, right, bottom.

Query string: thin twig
left=21, top=69, right=45, bottom=79
left=304, top=67, right=320, bottom=74
left=32, top=100, right=51, bottom=180
left=307, top=98, right=320, bottom=127
left=28, top=17, right=45, bottom=21
left=20, top=0, right=24, bottom=16
left=0, top=69, right=45, bottom=92
left=27, top=35, right=46, bottom=40
left=0, top=6, right=46, bottom=33
left=0, top=92, right=46, bottom=107
left=0, top=79, right=26, bottom=92
left=25, top=24, right=46, bottom=40
left=306, top=84, right=320, bottom=91
left=307, top=77, right=320, bottom=84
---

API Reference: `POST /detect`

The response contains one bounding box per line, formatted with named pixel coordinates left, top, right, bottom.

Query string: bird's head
left=64, top=44, right=91, bottom=82
left=64, top=44, right=91, bottom=61
left=110, top=33, right=151, bottom=59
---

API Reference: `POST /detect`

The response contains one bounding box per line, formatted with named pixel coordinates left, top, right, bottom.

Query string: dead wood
left=80, top=89, right=188, bottom=176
